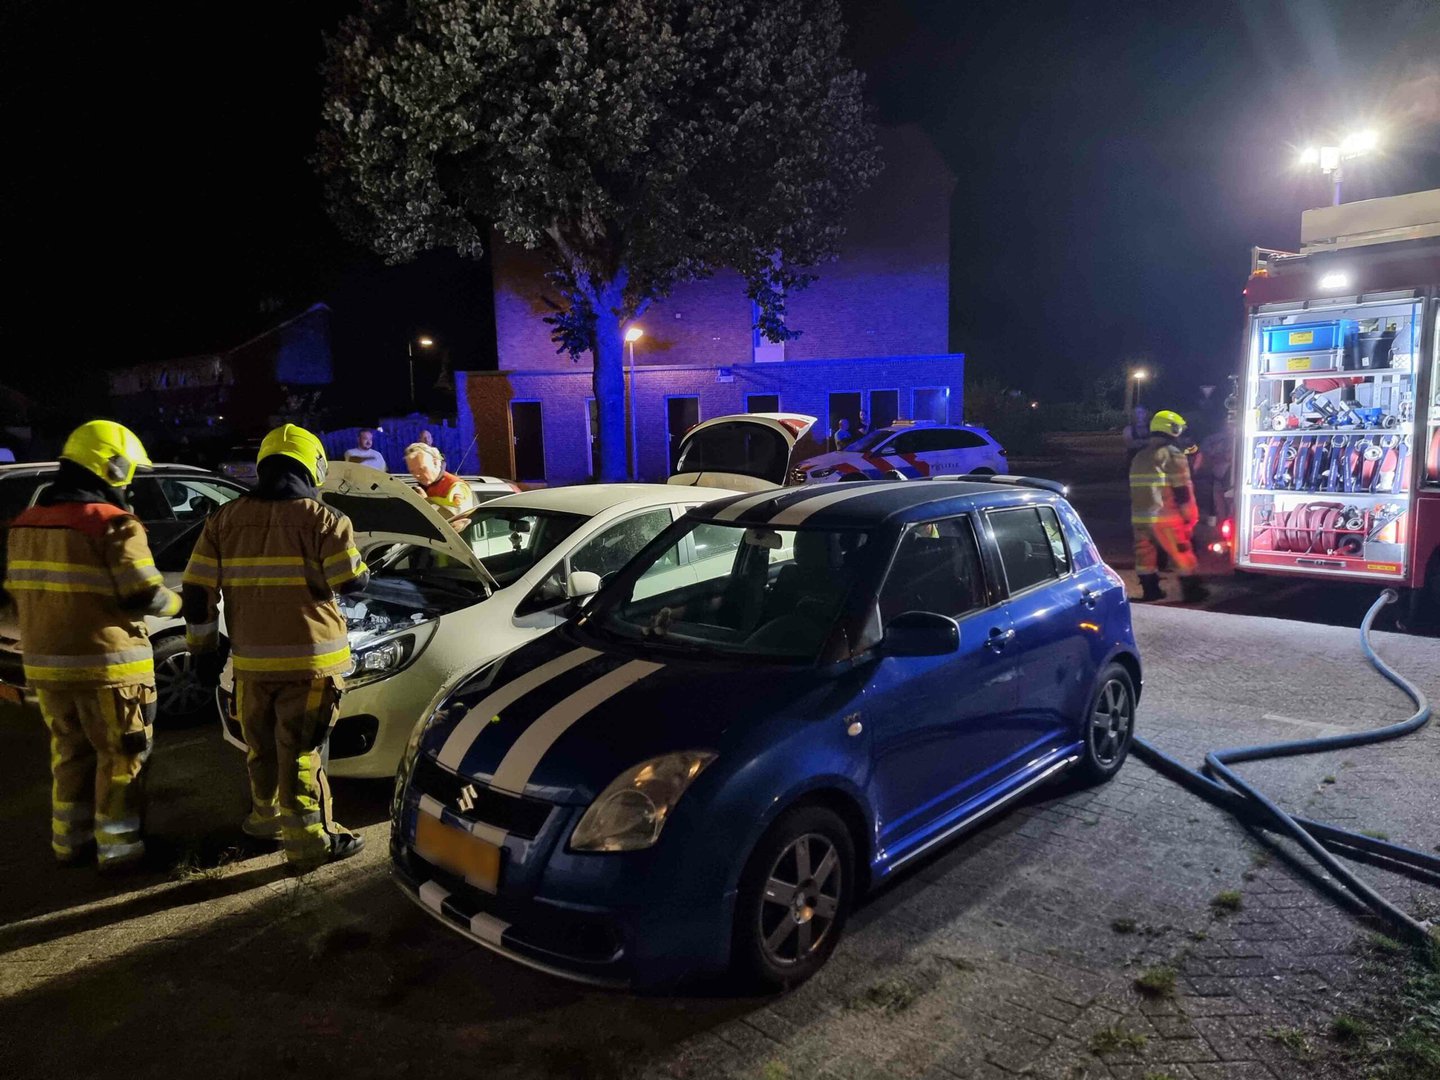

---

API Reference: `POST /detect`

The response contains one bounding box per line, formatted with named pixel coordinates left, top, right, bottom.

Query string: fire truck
left=1234, top=188, right=1440, bottom=608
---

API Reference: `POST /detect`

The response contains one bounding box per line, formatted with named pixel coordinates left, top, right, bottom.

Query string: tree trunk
left=591, top=305, right=629, bottom=483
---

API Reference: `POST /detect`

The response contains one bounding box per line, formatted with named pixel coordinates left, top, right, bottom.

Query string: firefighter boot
left=1180, top=576, right=1210, bottom=604
left=1137, top=574, right=1166, bottom=602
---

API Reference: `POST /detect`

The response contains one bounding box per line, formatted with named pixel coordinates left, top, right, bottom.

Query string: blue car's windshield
left=588, top=521, right=876, bottom=661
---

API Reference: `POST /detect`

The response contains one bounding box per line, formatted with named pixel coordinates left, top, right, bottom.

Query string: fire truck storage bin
left=1262, top=348, right=1348, bottom=375
left=1262, top=320, right=1355, bottom=355
left=1357, top=330, right=1395, bottom=370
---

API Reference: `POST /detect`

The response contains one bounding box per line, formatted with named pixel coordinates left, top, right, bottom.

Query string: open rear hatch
left=667, top=413, right=816, bottom=491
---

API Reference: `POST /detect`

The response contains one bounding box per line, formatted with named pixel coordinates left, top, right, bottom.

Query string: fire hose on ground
left=1131, top=589, right=1439, bottom=946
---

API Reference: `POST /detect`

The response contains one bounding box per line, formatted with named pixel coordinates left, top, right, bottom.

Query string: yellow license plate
left=414, top=811, right=501, bottom=893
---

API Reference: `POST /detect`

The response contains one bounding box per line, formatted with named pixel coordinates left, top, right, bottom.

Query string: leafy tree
left=317, top=0, right=879, bottom=480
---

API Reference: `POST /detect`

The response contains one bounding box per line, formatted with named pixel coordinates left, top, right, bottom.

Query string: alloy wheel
left=758, top=832, right=843, bottom=967
left=1090, top=678, right=1133, bottom=768
left=154, top=649, right=208, bottom=716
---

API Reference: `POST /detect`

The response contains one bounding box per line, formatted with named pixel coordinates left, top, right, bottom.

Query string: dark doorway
left=510, top=401, right=545, bottom=482
left=746, top=393, right=780, bottom=414
left=666, top=396, right=701, bottom=472
left=869, top=389, right=899, bottom=430
left=828, top=391, right=862, bottom=449
left=913, top=387, right=949, bottom=424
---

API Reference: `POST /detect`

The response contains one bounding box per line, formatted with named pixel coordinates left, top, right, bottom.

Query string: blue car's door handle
left=985, top=627, right=1015, bottom=652
left=1081, top=588, right=1100, bottom=608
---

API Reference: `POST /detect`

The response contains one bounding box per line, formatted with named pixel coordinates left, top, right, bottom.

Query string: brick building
left=458, top=125, right=964, bottom=484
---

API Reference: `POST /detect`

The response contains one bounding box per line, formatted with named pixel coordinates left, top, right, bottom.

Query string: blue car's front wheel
left=1077, top=663, right=1136, bottom=785
left=734, top=805, right=855, bottom=989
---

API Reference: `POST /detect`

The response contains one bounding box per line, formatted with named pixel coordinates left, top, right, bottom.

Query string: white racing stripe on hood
left=710, top=488, right=794, bottom=522
left=490, top=659, right=665, bottom=795
left=436, top=648, right=602, bottom=770
left=765, top=482, right=909, bottom=527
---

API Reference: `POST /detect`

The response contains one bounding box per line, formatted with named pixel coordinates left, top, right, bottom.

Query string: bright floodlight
left=1339, top=130, right=1379, bottom=157
left=1319, top=272, right=1350, bottom=290
left=417, top=336, right=435, bottom=347
left=624, top=326, right=645, bottom=343
left=1298, top=146, right=1320, bottom=166
left=1132, top=369, right=1149, bottom=381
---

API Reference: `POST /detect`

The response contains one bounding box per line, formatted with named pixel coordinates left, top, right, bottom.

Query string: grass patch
left=1210, top=890, right=1243, bottom=915
left=1330, top=1014, right=1370, bottom=1043
left=1367, top=933, right=1408, bottom=957
left=1133, top=966, right=1177, bottom=999
left=851, top=976, right=919, bottom=1015
left=1087, top=1023, right=1147, bottom=1056
left=1111, top=917, right=1138, bottom=934
left=1360, top=829, right=1391, bottom=841
left=936, top=955, right=978, bottom=973
left=1322, top=775, right=1337, bottom=785
left=1264, top=1026, right=1316, bottom=1061
left=1250, top=851, right=1272, bottom=868
left=760, top=1062, right=791, bottom=1080
left=1188, top=928, right=1208, bottom=942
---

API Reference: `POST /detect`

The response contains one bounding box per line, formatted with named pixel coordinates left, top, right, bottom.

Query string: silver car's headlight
left=809, top=466, right=839, bottom=479
left=570, top=750, right=717, bottom=852
left=346, top=620, right=437, bottom=688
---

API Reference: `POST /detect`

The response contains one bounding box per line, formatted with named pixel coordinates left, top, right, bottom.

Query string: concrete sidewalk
left=1, top=605, right=1437, bottom=1079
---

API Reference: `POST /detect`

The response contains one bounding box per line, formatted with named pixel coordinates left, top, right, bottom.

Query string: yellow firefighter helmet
left=60, top=420, right=153, bottom=488
left=1149, top=410, right=1187, bottom=437
left=258, top=424, right=329, bottom=486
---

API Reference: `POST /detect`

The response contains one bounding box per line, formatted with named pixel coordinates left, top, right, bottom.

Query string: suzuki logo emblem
left=458, top=784, right=477, bottom=813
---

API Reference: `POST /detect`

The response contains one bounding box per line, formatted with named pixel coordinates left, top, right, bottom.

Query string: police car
left=792, top=421, right=1007, bottom=484
left=391, top=476, right=1138, bottom=988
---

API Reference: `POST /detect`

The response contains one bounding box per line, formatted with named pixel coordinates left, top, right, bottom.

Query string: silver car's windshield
left=589, top=521, right=875, bottom=661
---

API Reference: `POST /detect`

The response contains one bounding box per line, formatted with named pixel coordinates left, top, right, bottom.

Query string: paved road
left=2, top=600, right=1437, bottom=1079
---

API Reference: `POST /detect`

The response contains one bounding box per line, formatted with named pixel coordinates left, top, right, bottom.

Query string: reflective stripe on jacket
left=421, top=473, right=474, bottom=519
left=182, top=496, right=366, bottom=681
left=4, top=503, right=180, bottom=689
left=1129, top=440, right=1194, bottom=524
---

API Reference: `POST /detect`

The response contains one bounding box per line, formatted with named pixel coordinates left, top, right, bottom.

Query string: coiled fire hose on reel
left=1132, top=590, right=1439, bottom=946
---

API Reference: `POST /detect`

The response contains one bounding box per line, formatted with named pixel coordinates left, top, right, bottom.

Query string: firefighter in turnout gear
left=404, top=442, right=474, bottom=526
left=1129, top=409, right=1210, bottom=604
left=4, top=421, right=180, bottom=870
left=182, top=424, right=370, bottom=868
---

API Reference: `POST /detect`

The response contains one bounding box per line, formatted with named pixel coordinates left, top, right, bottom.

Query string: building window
left=746, top=393, right=780, bottom=414
left=913, top=387, right=949, bottom=424
left=868, top=389, right=899, bottom=430
left=752, top=301, right=785, bottom=362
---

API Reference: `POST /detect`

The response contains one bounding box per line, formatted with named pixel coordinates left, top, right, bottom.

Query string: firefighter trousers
left=235, top=676, right=350, bottom=863
left=1133, top=518, right=1198, bottom=575
left=35, top=684, right=155, bottom=868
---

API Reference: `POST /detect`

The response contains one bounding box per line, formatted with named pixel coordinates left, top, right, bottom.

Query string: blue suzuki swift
left=391, top=478, right=1141, bottom=988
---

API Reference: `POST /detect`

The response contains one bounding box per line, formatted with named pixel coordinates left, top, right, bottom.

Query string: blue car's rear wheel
left=734, top=805, right=854, bottom=989
left=1078, top=663, right=1135, bottom=784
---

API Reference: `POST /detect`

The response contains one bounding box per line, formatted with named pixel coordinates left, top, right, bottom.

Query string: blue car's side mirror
left=883, top=610, right=960, bottom=657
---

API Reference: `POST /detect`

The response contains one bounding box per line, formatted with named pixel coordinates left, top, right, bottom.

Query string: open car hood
left=667, top=412, right=816, bottom=491
left=320, top=463, right=493, bottom=585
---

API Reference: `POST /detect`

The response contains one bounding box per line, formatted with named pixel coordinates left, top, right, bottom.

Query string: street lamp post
left=1128, top=368, right=1149, bottom=412
left=408, top=336, right=435, bottom=410
left=624, top=326, right=644, bottom=480
left=1298, top=131, right=1379, bottom=206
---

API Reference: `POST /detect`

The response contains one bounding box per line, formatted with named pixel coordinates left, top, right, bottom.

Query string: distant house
left=108, top=303, right=334, bottom=439
left=457, top=125, right=964, bottom=484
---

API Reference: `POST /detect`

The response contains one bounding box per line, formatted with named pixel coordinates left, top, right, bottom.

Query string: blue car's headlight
left=809, top=466, right=839, bottom=479
left=346, top=620, right=436, bottom=688
left=570, top=750, right=717, bottom=852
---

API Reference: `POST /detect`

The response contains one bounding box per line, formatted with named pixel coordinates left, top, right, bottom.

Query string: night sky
left=2, top=1, right=1438, bottom=424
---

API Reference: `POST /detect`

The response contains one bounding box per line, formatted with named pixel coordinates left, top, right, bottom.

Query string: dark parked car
left=0, top=462, right=247, bottom=719
left=390, top=476, right=1141, bottom=988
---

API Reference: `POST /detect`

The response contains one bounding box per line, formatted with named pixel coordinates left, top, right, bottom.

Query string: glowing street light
left=1128, top=368, right=1149, bottom=411
left=624, top=326, right=645, bottom=479
left=1297, top=130, right=1380, bottom=205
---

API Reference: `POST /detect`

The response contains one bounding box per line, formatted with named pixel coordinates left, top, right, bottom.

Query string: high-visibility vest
left=1129, top=440, right=1194, bottom=525
left=5, top=502, right=179, bottom=689
left=422, top=473, right=474, bottom=518
left=182, top=496, right=366, bottom=681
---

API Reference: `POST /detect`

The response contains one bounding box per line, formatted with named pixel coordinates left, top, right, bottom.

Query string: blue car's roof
left=688, top=480, right=1061, bottom=530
